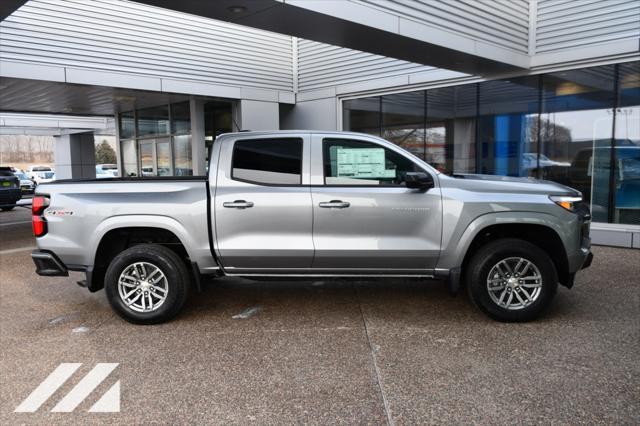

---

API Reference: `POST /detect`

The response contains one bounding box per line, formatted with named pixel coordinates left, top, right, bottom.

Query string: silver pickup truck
left=32, top=131, right=592, bottom=324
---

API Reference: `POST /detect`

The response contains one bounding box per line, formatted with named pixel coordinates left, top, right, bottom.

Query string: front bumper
left=565, top=248, right=593, bottom=288
left=581, top=251, right=593, bottom=269
left=32, top=250, right=69, bottom=276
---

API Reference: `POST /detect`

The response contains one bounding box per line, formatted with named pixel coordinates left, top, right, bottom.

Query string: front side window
left=323, top=138, right=420, bottom=186
left=232, top=138, right=303, bottom=185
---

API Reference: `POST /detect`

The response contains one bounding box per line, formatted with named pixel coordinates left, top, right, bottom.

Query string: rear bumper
left=32, top=250, right=69, bottom=276
left=0, top=188, right=22, bottom=205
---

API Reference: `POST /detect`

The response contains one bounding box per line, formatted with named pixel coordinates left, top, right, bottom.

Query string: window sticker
left=335, top=148, right=396, bottom=179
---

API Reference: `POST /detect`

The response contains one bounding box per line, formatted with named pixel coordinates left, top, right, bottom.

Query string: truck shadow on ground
left=175, top=277, right=581, bottom=326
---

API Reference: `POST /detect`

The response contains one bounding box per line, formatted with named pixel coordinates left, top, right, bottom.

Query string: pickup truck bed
left=33, top=176, right=218, bottom=287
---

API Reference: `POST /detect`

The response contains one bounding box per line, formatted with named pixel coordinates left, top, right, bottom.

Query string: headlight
left=549, top=195, right=582, bottom=212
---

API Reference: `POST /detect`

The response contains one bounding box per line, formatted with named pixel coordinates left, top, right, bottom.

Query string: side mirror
left=405, top=172, right=434, bottom=190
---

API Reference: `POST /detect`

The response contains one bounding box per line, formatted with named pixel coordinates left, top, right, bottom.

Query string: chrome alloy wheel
left=486, top=257, right=542, bottom=311
left=118, top=262, right=168, bottom=313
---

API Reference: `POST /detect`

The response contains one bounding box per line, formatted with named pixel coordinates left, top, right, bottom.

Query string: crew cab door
left=310, top=134, right=442, bottom=273
left=213, top=134, right=313, bottom=273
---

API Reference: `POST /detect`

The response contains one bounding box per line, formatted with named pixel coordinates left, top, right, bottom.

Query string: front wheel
left=466, top=238, right=558, bottom=322
left=104, top=244, right=190, bottom=324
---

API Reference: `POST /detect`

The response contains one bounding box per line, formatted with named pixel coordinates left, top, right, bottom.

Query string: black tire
left=466, top=238, right=558, bottom=322
left=104, top=244, right=190, bottom=324
left=1, top=206, right=15, bottom=211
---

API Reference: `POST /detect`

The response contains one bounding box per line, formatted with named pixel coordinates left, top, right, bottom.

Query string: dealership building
left=0, top=0, right=639, bottom=246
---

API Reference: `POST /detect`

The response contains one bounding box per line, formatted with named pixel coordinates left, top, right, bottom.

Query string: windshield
left=15, top=172, right=28, bottom=179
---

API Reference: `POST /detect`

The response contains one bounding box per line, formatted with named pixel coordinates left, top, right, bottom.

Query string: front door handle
left=319, top=200, right=350, bottom=209
left=223, top=200, right=254, bottom=209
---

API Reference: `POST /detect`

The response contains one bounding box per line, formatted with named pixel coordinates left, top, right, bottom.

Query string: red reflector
left=32, top=196, right=49, bottom=215
left=32, top=215, right=47, bottom=237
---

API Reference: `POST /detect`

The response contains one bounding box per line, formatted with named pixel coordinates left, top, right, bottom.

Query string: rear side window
left=232, top=138, right=303, bottom=185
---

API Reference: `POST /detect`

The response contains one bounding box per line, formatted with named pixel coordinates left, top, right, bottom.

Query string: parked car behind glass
left=96, top=164, right=119, bottom=178
left=567, top=146, right=640, bottom=223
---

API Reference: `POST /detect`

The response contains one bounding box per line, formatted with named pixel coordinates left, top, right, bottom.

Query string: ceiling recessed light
left=114, top=95, right=136, bottom=103
left=228, top=5, right=247, bottom=14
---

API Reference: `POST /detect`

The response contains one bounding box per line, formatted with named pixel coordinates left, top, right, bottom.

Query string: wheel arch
left=439, top=212, right=571, bottom=287
left=88, top=216, right=197, bottom=292
left=461, top=223, right=569, bottom=287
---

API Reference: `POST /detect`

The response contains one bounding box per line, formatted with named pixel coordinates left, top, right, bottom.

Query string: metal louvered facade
left=0, top=0, right=294, bottom=92
left=297, top=39, right=436, bottom=92
left=535, top=0, right=640, bottom=53
left=357, top=0, right=531, bottom=54
left=2, top=0, right=639, bottom=99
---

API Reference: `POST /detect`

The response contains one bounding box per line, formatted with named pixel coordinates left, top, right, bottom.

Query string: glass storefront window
left=119, top=111, right=135, bottom=139
left=427, top=85, right=477, bottom=174
left=156, top=139, right=172, bottom=176
left=139, top=141, right=156, bottom=176
left=137, top=105, right=170, bottom=137
left=120, top=100, right=232, bottom=178
left=478, top=76, right=539, bottom=177
left=343, top=97, right=381, bottom=136
left=382, top=91, right=425, bottom=160
left=341, top=61, right=640, bottom=225
left=121, top=139, right=137, bottom=177
left=614, top=62, right=640, bottom=225
left=541, top=66, right=615, bottom=223
left=205, top=101, right=234, bottom=164
left=173, top=135, right=193, bottom=176
left=171, top=102, right=191, bottom=134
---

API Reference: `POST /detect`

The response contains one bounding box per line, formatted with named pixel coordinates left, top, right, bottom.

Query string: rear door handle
left=319, top=200, right=350, bottom=209
left=223, top=200, right=254, bottom=209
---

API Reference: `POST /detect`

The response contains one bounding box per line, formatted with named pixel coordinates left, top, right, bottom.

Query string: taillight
left=32, top=196, right=48, bottom=215
left=32, top=216, right=47, bottom=237
left=32, top=195, right=49, bottom=237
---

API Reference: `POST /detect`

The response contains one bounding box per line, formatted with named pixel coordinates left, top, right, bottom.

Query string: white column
left=238, top=100, right=279, bottom=131
left=54, top=132, right=96, bottom=179
left=113, top=114, right=123, bottom=177
left=280, top=98, right=337, bottom=130
left=189, top=97, right=206, bottom=176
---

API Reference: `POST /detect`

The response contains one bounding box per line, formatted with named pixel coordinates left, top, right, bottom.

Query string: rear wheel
left=104, top=244, right=190, bottom=324
left=466, top=238, right=557, bottom=322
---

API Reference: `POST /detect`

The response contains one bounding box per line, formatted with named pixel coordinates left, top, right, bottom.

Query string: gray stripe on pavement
left=0, top=246, right=36, bottom=255
left=0, top=220, right=32, bottom=226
